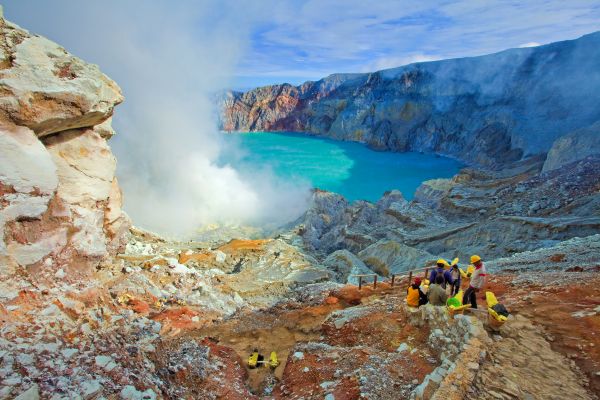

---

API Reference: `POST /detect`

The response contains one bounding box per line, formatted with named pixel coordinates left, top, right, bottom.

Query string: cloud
left=519, top=42, right=542, bottom=48
left=3, top=0, right=311, bottom=238
left=361, top=54, right=441, bottom=72
left=234, top=0, right=600, bottom=84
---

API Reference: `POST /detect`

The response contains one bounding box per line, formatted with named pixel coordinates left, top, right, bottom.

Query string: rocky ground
left=2, top=9, right=600, bottom=400
left=2, top=229, right=599, bottom=399
left=289, top=155, right=600, bottom=278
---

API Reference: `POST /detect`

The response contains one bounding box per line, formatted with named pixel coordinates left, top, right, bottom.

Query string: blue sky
left=4, top=0, right=600, bottom=90
left=232, top=0, right=600, bottom=88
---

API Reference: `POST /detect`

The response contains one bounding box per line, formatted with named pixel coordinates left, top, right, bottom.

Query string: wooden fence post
left=373, top=275, right=378, bottom=289
left=358, top=276, right=363, bottom=290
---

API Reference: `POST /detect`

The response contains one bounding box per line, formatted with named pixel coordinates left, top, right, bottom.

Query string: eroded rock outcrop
left=543, top=120, right=600, bottom=172
left=222, top=32, right=600, bottom=167
left=293, top=155, right=600, bottom=272
left=0, top=16, right=128, bottom=285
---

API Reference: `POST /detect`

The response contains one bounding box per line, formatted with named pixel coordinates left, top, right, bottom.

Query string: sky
left=3, top=1, right=600, bottom=236
left=233, top=0, right=600, bottom=88
left=5, top=1, right=600, bottom=89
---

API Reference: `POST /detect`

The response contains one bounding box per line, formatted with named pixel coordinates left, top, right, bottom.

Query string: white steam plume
left=4, top=1, right=311, bottom=237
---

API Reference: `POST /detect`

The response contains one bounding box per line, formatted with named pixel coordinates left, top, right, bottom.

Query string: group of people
left=406, top=255, right=487, bottom=309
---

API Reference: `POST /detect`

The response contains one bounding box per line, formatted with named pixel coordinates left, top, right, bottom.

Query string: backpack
left=431, top=268, right=446, bottom=288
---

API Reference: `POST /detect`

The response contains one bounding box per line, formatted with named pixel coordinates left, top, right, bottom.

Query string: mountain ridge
left=221, top=30, right=600, bottom=169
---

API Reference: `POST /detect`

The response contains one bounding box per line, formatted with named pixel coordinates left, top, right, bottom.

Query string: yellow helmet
left=437, top=259, right=449, bottom=267
left=470, top=255, right=481, bottom=264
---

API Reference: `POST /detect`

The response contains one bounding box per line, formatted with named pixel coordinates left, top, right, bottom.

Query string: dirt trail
left=485, top=273, right=600, bottom=398
left=467, top=313, right=594, bottom=400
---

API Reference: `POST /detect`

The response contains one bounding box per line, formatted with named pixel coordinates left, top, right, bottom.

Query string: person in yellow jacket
left=406, top=277, right=428, bottom=307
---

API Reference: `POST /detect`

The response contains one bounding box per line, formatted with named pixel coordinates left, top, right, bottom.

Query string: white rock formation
left=0, top=16, right=128, bottom=284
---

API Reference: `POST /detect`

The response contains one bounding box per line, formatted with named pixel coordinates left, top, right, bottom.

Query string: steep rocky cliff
left=0, top=15, right=129, bottom=288
left=221, top=32, right=600, bottom=167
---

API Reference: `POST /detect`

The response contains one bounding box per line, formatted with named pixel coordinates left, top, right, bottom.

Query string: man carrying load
left=462, top=255, right=487, bottom=309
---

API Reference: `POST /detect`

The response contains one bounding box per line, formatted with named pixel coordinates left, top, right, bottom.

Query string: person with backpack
left=406, top=277, right=428, bottom=307
left=428, top=275, right=448, bottom=306
left=429, top=259, right=448, bottom=289
left=462, top=255, right=487, bottom=309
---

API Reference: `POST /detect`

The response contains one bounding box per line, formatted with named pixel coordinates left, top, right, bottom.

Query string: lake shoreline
left=219, top=130, right=464, bottom=202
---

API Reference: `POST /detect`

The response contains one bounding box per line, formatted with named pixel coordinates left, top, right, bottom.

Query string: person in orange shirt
left=406, top=277, right=428, bottom=307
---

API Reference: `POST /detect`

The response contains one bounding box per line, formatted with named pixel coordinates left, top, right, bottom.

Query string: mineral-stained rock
left=413, top=178, right=454, bottom=209
left=0, top=15, right=128, bottom=282
left=13, top=384, right=39, bottom=400
left=0, top=19, right=123, bottom=137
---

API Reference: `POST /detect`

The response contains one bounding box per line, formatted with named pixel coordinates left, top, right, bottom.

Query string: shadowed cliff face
left=221, top=32, right=600, bottom=167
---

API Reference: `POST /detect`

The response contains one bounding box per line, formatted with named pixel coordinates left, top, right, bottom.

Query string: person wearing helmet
left=462, top=255, right=487, bottom=308
left=429, top=259, right=449, bottom=289
left=447, top=262, right=462, bottom=296
left=427, top=274, right=448, bottom=306
left=406, top=277, right=428, bottom=307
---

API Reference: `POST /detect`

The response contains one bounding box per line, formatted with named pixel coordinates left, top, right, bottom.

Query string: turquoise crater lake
left=220, top=132, right=463, bottom=202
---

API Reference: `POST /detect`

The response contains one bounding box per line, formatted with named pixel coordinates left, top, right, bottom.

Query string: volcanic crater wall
left=221, top=32, right=600, bottom=168
left=0, top=14, right=129, bottom=288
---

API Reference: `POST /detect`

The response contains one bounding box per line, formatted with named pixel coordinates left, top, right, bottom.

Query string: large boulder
left=542, top=121, right=600, bottom=173
left=0, top=16, right=128, bottom=285
left=322, top=249, right=379, bottom=285
left=300, top=190, right=350, bottom=254
left=0, top=19, right=122, bottom=137
left=358, top=240, right=435, bottom=276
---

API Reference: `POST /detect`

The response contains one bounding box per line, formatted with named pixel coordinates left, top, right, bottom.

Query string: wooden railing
left=351, top=265, right=434, bottom=290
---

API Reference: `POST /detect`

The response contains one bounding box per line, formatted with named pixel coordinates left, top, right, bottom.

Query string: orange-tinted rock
left=549, top=253, right=566, bottom=262
left=128, top=299, right=150, bottom=314
left=178, top=251, right=212, bottom=265
left=151, top=307, right=200, bottom=330
left=218, top=239, right=270, bottom=253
